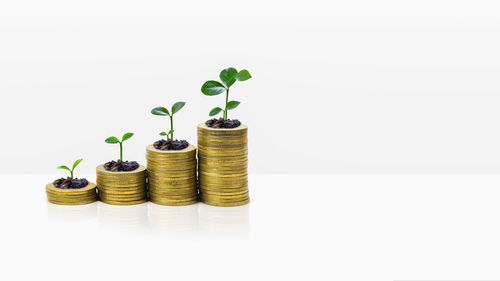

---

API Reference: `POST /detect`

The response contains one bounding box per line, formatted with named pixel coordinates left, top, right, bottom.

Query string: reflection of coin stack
left=148, top=203, right=199, bottom=236
left=199, top=203, right=249, bottom=236
left=46, top=201, right=97, bottom=222
left=146, top=144, right=198, bottom=206
left=96, top=165, right=147, bottom=205
left=46, top=182, right=97, bottom=205
left=197, top=123, right=250, bottom=206
left=98, top=203, right=148, bottom=231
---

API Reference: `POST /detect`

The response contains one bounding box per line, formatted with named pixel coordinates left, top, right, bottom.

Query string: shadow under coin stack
left=46, top=182, right=98, bottom=205
left=197, top=123, right=249, bottom=206
left=146, top=144, right=198, bottom=206
left=96, top=165, right=148, bottom=205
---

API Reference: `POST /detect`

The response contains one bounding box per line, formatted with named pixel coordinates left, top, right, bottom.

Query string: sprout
left=151, top=101, right=186, bottom=140
left=57, top=158, right=83, bottom=179
left=105, top=132, right=134, bottom=161
left=201, top=67, right=251, bottom=120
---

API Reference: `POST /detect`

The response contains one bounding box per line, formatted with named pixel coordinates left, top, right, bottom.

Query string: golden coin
left=146, top=144, right=198, bottom=205
left=201, top=193, right=249, bottom=200
left=150, top=199, right=198, bottom=206
left=202, top=189, right=249, bottom=196
left=46, top=182, right=98, bottom=205
left=95, top=164, right=147, bottom=205
left=201, top=198, right=250, bottom=207
left=100, top=198, right=148, bottom=206
left=197, top=123, right=250, bottom=207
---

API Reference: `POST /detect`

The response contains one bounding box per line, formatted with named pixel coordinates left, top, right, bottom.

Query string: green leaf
left=209, top=107, right=223, bottom=116
left=72, top=158, right=83, bottom=170
left=167, top=129, right=174, bottom=135
left=226, top=100, right=240, bottom=110
left=171, top=101, right=186, bottom=115
left=160, top=132, right=167, bottom=136
left=121, top=132, right=134, bottom=142
left=105, top=136, right=120, bottom=144
left=151, top=107, right=170, bottom=116
left=219, top=67, right=237, bottom=87
left=201, top=81, right=226, bottom=96
left=57, top=165, right=71, bottom=172
left=235, top=69, right=251, bottom=81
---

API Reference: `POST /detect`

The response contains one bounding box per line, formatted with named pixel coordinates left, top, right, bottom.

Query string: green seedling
left=57, top=158, right=83, bottom=179
left=151, top=101, right=186, bottom=140
left=201, top=67, right=252, bottom=120
left=105, top=132, right=134, bottom=161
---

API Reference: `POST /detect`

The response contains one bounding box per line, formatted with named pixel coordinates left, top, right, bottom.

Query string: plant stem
left=119, top=142, right=123, bottom=161
left=170, top=115, right=174, bottom=140
left=224, top=87, right=229, bottom=120
left=70, top=170, right=73, bottom=179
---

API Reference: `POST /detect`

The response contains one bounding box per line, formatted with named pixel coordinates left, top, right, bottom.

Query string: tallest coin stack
left=197, top=123, right=249, bottom=206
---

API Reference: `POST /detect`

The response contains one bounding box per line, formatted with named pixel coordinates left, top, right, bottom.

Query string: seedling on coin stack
left=54, top=159, right=88, bottom=188
left=151, top=101, right=189, bottom=150
left=201, top=67, right=251, bottom=128
left=197, top=67, right=252, bottom=207
left=147, top=101, right=198, bottom=205
left=103, top=132, right=138, bottom=171
left=46, top=158, right=97, bottom=205
left=97, top=132, right=147, bottom=205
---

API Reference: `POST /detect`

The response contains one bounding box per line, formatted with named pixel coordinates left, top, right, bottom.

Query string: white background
left=2, top=174, right=500, bottom=281
left=1, top=0, right=500, bottom=174
left=1, top=2, right=500, bottom=280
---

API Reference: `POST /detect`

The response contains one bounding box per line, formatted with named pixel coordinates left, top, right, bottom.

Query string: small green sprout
left=151, top=101, right=186, bottom=140
left=105, top=132, right=134, bottom=161
left=57, top=158, right=83, bottom=179
left=201, top=67, right=252, bottom=120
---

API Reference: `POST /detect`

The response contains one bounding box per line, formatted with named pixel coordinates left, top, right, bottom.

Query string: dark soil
left=205, top=118, right=241, bottom=128
left=53, top=177, right=89, bottom=189
left=103, top=160, right=139, bottom=172
left=154, top=139, right=189, bottom=151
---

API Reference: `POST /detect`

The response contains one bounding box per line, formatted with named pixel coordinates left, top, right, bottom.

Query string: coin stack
left=197, top=123, right=249, bottom=207
left=146, top=144, right=198, bottom=206
left=96, top=165, right=147, bottom=205
left=46, top=182, right=98, bottom=205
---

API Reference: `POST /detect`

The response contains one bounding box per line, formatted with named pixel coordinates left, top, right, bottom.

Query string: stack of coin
left=96, top=165, right=147, bottom=205
left=146, top=144, right=198, bottom=206
left=46, top=182, right=97, bottom=205
left=197, top=123, right=249, bottom=207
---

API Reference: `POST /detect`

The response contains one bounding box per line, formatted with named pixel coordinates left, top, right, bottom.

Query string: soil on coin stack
left=103, top=160, right=139, bottom=172
left=53, top=177, right=89, bottom=189
left=154, top=139, right=189, bottom=151
left=205, top=118, right=241, bottom=128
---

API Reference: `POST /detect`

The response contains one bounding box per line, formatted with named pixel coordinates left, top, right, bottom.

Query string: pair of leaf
left=57, top=158, right=83, bottom=173
left=209, top=101, right=241, bottom=116
left=219, top=68, right=251, bottom=88
left=201, top=68, right=251, bottom=96
left=160, top=129, right=174, bottom=136
left=105, top=132, right=134, bottom=144
left=151, top=102, right=186, bottom=116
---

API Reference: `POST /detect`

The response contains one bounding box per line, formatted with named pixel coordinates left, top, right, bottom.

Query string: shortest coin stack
left=46, top=182, right=98, bottom=205
left=146, top=144, right=198, bottom=206
left=96, top=165, right=148, bottom=205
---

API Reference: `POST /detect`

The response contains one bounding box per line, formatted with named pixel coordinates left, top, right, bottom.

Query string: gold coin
left=150, top=199, right=198, bottom=206
left=201, top=198, right=250, bottom=207
left=197, top=123, right=250, bottom=207
left=146, top=144, right=198, bottom=204
left=46, top=182, right=98, bottom=205
left=100, top=198, right=148, bottom=206
left=95, top=165, right=147, bottom=204
left=201, top=193, right=249, bottom=200
left=202, top=189, right=249, bottom=196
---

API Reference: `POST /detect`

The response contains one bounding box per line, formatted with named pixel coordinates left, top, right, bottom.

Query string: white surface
left=1, top=174, right=500, bottom=280
left=1, top=0, right=500, bottom=174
